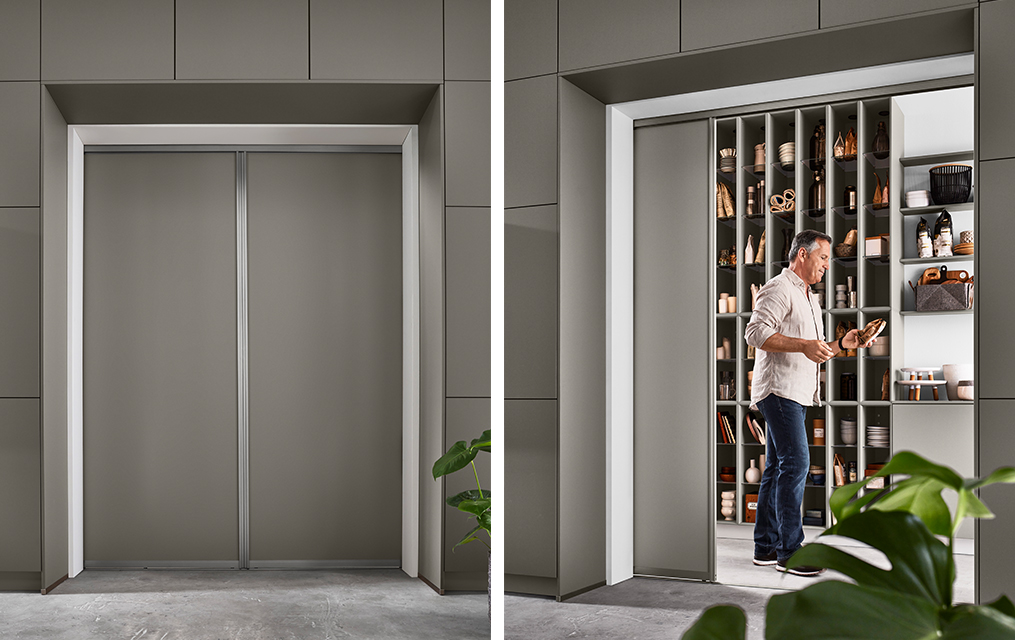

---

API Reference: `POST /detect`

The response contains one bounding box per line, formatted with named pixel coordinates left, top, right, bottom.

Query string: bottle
left=810, top=123, right=826, bottom=166
left=809, top=168, right=825, bottom=214
left=872, top=121, right=890, bottom=159
left=844, top=185, right=857, bottom=214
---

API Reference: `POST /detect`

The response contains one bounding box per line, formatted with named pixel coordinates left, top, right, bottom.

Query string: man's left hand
left=843, top=329, right=874, bottom=350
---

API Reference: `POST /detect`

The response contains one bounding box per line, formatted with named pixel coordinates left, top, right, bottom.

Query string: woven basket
left=930, top=164, right=972, bottom=204
left=834, top=243, right=857, bottom=258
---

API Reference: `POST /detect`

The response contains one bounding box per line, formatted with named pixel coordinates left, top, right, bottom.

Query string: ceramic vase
left=745, top=459, right=762, bottom=483
left=745, top=235, right=755, bottom=264
left=942, top=364, right=973, bottom=401
left=721, top=506, right=735, bottom=521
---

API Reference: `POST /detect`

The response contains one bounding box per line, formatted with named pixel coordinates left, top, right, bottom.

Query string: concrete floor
left=0, top=570, right=488, bottom=640
left=505, top=535, right=975, bottom=639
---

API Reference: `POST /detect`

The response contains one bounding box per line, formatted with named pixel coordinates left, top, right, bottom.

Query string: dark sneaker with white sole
left=752, top=551, right=777, bottom=566
left=777, top=560, right=825, bottom=576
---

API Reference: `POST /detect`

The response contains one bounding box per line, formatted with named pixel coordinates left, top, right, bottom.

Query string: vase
left=721, top=506, right=735, bottom=521
left=745, top=459, right=762, bottom=483
left=872, top=121, right=890, bottom=159
left=845, top=126, right=857, bottom=158
left=745, top=235, right=755, bottom=264
left=782, top=228, right=794, bottom=262
left=833, top=132, right=845, bottom=160
left=942, top=364, right=973, bottom=401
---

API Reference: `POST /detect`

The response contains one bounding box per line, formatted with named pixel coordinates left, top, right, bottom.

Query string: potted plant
left=433, top=429, right=491, bottom=613
left=683, top=451, right=1015, bottom=639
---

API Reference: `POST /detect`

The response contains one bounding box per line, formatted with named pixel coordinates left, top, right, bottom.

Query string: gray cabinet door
left=0, top=83, right=40, bottom=207
left=0, top=0, right=40, bottom=81
left=506, top=0, right=557, bottom=81
left=42, top=0, right=174, bottom=80
left=505, top=399, right=557, bottom=578
left=83, top=153, right=238, bottom=565
left=978, top=400, right=1015, bottom=603
left=310, top=0, right=443, bottom=80
left=445, top=0, right=491, bottom=81
left=505, top=205, right=558, bottom=399
left=682, top=0, right=817, bottom=52
left=821, top=0, right=968, bottom=29
left=176, top=0, right=309, bottom=80
left=976, top=159, right=1015, bottom=398
left=0, top=399, right=40, bottom=572
left=444, top=398, right=491, bottom=573
left=980, top=1, right=1015, bottom=162
left=0, top=209, right=39, bottom=398
left=633, top=120, right=712, bottom=580
left=558, top=0, right=680, bottom=72
left=446, top=208, right=492, bottom=398
left=247, top=153, right=402, bottom=565
left=446, top=82, right=492, bottom=207
left=506, top=75, right=558, bottom=209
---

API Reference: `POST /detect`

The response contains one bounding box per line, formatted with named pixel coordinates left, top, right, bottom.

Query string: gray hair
left=789, top=229, right=832, bottom=263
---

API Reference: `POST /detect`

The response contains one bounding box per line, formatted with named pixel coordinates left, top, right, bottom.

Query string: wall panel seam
left=506, top=202, right=558, bottom=211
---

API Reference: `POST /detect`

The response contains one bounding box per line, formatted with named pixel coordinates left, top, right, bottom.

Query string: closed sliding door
left=246, top=153, right=402, bottom=567
left=83, top=153, right=239, bottom=567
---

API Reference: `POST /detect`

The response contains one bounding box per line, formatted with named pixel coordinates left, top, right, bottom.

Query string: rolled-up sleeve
left=745, top=283, right=789, bottom=349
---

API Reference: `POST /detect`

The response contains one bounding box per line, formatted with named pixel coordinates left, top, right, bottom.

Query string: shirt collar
left=782, top=267, right=809, bottom=292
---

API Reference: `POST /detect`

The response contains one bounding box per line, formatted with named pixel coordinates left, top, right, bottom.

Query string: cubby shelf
left=900, top=202, right=974, bottom=216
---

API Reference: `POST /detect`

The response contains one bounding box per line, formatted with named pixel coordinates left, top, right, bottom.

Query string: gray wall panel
left=558, top=0, right=679, bottom=72
left=0, top=209, right=39, bottom=398
left=682, top=0, right=817, bottom=52
left=557, top=79, right=606, bottom=597
left=83, top=153, right=238, bottom=563
left=0, top=400, right=40, bottom=573
left=446, top=82, right=492, bottom=207
left=505, top=205, right=558, bottom=399
left=445, top=0, right=491, bottom=81
left=976, top=159, right=1015, bottom=398
left=505, top=399, right=557, bottom=578
left=978, top=400, right=1015, bottom=602
left=980, top=0, right=1015, bottom=162
left=310, top=0, right=443, bottom=80
left=506, top=0, right=557, bottom=81
left=42, top=0, right=174, bottom=80
left=0, top=83, right=40, bottom=207
left=633, top=121, right=712, bottom=577
left=0, top=0, right=40, bottom=81
left=444, top=398, right=491, bottom=572
left=176, top=0, right=309, bottom=80
left=821, top=0, right=970, bottom=28
left=247, top=153, right=402, bottom=563
left=446, top=208, right=492, bottom=398
left=41, top=88, right=68, bottom=589
left=506, top=75, right=558, bottom=209
left=418, top=89, right=446, bottom=588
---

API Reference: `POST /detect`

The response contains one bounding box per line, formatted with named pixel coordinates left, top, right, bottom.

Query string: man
left=744, top=229, right=870, bottom=576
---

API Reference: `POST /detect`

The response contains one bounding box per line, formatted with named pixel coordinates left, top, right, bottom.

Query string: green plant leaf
left=446, top=489, right=490, bottom=508
left=680, top=605, right=746, bottom=640
left=985, top=595, right=1015, bottom=619
left=470, top=429, right=492, bottom=452
left=815, top=511, right=952, bottom=606
left=940, top=604, right=1015, bottom=639
left=477, top=508, right=491, bottom=531
left=954, top=487, right=994, bottom=535
left=766, top=582, right=940, bottom=640
left=866, top=477, right=953, bottom=536
left=432, top=440, right=479, bottom=479
left=457, top=498, right=491, bottom=518
left=453, top=523, right=484, bottom=550
left=967, top=467, right=1015, bottom=491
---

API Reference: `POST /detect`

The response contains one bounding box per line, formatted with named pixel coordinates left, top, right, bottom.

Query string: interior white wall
left=65, top=124, right=419, bottom=579
left=606, top=57, right=975, bottom=583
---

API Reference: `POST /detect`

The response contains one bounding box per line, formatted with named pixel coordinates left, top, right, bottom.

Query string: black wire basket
left=930, top=164, right=972, bottom=205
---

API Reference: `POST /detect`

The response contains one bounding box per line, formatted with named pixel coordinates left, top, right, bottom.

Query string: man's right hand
left=803, top=339, right=835, bottom=363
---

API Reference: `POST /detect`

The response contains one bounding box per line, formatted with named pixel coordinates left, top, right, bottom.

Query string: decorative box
left=745, top=493, right=759, bottom=523
left=865, top=233, right=890, bottom=257
left=915, top=282, right=973, bottom=312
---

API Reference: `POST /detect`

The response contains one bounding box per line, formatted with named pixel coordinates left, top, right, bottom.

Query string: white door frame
left=64, top=124, right=421, bottom=578
left=604, top=54, right=974, bottom=586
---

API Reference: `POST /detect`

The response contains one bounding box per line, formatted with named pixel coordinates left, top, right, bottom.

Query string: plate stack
left=840, top=418, right=857, bottom=445
left=906, top=189, right=931, bottom=208
left=719, top=148, right=737, bottom=173
left=866, top=425, right=889, bottom=448
left=778, top=142, right=795, bottom=168
left=954, top=242, right=974, bottom=255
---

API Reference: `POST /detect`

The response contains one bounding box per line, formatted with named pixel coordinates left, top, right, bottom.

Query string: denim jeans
left=754, top=394, right=808, bottom=562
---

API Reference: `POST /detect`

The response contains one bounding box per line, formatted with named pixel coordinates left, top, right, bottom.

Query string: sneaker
left=752, top=551, right=777, bottom=566
left=777, top=559, right=825, bottom=577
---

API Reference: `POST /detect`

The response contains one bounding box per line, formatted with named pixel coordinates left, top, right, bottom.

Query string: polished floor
left=0, top=570, right=487, bottom=640
left=505, top=535, right=975, bottom=639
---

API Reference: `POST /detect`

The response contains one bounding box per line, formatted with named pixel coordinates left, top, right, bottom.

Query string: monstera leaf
left=680, top=605, right=746, bottom=640
left=432, top=440, right=480, bottom=479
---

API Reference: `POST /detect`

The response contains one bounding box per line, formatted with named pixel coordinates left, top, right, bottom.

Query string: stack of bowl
left=866, top=425, right=889, bottom=447
left=719, top=148, right=737, bottom=173
left=906, top=189, right=931, bottom=208
left=778, top=142, right=795, bottom=168
left=808, top=465, right=825, bottom=485
left=955, top=230, right=974, bottom=255
left=840, top=418, right=857, bottom=445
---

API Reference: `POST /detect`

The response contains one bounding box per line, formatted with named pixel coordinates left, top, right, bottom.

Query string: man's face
left=796, top=239, right=830, bottom=285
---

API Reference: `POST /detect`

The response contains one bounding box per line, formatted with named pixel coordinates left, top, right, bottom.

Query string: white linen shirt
left=745, top=268, right=825, bottom=409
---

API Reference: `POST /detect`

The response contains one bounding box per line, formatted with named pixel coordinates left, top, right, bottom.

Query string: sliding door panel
left=247, top=153, right=402, bottom=565
left=83, top=152, right=238, bottom=565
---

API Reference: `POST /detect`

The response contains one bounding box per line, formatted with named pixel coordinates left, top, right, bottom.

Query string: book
left=722, top=412, right=736, bottom=444
left=718, top=411, right=729, bottom=443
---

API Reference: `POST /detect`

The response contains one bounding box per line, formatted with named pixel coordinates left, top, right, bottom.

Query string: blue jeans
left=754, top=394, right=808, bottom=562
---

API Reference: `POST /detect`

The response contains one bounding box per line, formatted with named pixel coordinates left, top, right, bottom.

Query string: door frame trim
left=64, top=124, right=421, bottom=578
